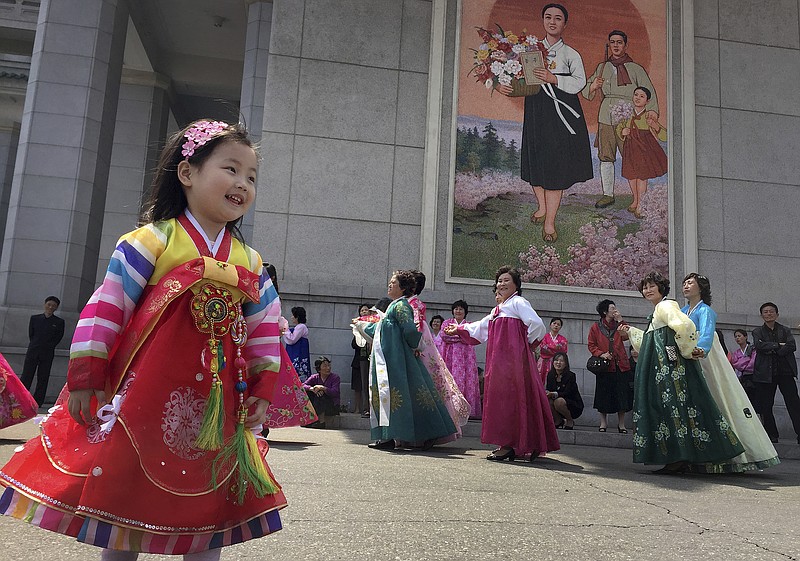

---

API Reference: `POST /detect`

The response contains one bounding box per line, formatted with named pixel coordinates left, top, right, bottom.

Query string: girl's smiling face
left=178, top=141, right=257, bottom=238
left=633, top=88, right=649, bottom=108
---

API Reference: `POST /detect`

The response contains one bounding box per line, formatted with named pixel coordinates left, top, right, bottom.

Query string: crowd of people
left=0, top=117, right=794, bottom=561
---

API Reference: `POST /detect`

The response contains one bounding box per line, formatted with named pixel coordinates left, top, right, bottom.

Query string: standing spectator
left=284, top=306, right=310, bottom=382
left=21, top=296, right=65, bottom=406
left=351, top=304, right=373, bottom=416
left=444, top=266, right=559, bottom=462
left=429, top=315, right=445, bottom=339
left=545, top=352, right=583, bottom=429
left=537, top=317, right=568, bottom=384
left=731, top=328, right=758, bottom=405
left=587, top=299, right=632, bottom=433
left=439, top=300, right=482, bottom=419
left=752, top=302, right=800, bottom=444
left=303, top=357, right=341, bottom=429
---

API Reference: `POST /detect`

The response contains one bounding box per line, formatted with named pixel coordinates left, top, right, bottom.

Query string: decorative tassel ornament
left=195, top=337, right=225, bottom=450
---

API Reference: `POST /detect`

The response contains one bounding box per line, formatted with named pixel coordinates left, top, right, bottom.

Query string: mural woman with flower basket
left=494, top=3, right=592, bottom=243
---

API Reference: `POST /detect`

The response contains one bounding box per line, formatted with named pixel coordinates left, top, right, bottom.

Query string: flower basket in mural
left=469, top=25, right=547, bottom=96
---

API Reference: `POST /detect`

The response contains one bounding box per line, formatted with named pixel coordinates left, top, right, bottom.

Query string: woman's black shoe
left=368, top=439, right=395, bottom=450
left=528, top=451, right=540, bottom=462
left=486, top=448, right=515, bottom=461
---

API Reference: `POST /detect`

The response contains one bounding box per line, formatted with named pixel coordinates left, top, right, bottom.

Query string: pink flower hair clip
left=181, top=120, right=229, bottom=158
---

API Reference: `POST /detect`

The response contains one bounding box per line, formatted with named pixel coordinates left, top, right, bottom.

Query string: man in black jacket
left=752, top=302, right=800, bottom=444
left=21, top=296, right=65, bottom=406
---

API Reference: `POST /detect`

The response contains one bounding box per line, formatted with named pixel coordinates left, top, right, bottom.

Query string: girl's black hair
left=291, top=306, right=307, bottom=324
left=716, top=329, right=729, bottom=355
left=638, top=270, right=670, bottom=297
left=635, top=86, right=652, bottom=100
left=140, top=119, right=257, bottom=243
left=550, top=317, right=563, bottom=326
left=430, top=315, right=445, bottom=327
left=733, top=328, right=748, bottom=339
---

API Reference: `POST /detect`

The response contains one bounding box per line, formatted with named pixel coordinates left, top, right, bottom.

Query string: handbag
left=586, top=356, right=610, bottom=374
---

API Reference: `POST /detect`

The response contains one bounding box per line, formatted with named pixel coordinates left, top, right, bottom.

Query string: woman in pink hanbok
left=445, top=267, right=560, bottom=462
left=408, top=271, right=471, bottom=439
left=439, top=300, right=482, bottom=418
left=0, top=353, right=38, bottom=429
left=537, top=317, right=568, bottom=384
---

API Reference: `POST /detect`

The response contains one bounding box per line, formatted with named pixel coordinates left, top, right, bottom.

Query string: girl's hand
left=601, top=352, right=613, bottom=360
left=621, top=127, right=630, bottom=137
left=444, top=324, right=458, bottom=335
left=495, top=84, right=513, bottom=96
left=691, top=347, right=705, bottom=359
left=68, top=388, right=107, bottom=426
left=244, top=396, right=270, bottom=428
left=619, top=325, right=631, bottom=333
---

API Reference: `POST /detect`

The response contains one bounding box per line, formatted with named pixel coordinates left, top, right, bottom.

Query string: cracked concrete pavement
left=0, top=420, right=797, bottom=560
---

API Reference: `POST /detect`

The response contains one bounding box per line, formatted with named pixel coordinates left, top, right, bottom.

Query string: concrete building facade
left=1, top=0, right=799, bottom=432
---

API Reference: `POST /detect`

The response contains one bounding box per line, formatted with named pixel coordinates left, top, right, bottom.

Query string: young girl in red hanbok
left=0, top=352, right=38, bottom=429
left=0, top=120, right=288, bottom=560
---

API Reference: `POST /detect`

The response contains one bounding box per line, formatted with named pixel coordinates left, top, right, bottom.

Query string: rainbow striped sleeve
left=67, top=224, right=167, bottom=390
left=242, top=250, right=281, bottom=401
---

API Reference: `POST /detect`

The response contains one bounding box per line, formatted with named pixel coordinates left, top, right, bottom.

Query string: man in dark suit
left=752, top=302, right=800, bottom=444
left=21, top=296, right=65, bottom=406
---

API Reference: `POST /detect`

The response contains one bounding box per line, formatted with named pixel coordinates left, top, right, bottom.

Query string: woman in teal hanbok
left=621, top=271, right=745, bottom=474
left=353, top=270, right=457, bottom=450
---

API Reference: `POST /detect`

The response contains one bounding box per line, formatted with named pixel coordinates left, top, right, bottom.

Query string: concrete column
left=96, top=69, right=170, bottom=283
left=0, top=0, right=129, bottom=312
left=0, top=123, right=21, bottom=265
left=240, top=0, right=272, bottom=242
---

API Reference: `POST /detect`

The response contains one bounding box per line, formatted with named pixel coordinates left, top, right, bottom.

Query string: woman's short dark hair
left=494, top=266, right=522, bottom=295
left=393, top=270, right=417, bottom=297
left=291, top=306, right=307, bottom=324
left=548, top=351, right=571, bottom=376
left=314, top=356, right=331, bottom=373
left=550, top=317, right=563, bottom=327
left=409, top=269, right=426, bottom=296
left=596, top=299, right=615, bottom=317
left=638, top=270, right=670, bottom=297
left=542, top=3, right=568, bottom=22
left=451, top=299, right=469, bottom=317
left=430, top=315, right=445, bottom=328
left=734, top=328, right=748, bottom=339
left=358, top=303, right=371, bottom=313
left=683, top=272, right=712, bottom=304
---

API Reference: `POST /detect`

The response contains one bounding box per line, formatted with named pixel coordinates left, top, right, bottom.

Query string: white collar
left=185, top=209, right=224, bottom=257
left=543, top=38, right=564, bottom=51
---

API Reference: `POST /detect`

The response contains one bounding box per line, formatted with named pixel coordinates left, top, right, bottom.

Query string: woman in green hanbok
left=353, top=270, right=457, bottom=450
left=621, top=271, right=745, bottom=473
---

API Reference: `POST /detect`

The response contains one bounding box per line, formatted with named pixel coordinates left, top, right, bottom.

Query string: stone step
left=328, top=412, right=800, bottom=459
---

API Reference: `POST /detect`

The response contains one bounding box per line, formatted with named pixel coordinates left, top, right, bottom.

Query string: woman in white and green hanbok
left=623, top=272, right=744, bottom=473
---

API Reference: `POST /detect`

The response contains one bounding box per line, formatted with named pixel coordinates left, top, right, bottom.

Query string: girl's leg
left=184, top=549, right=222, bottom=561
left=531, top=185, right=546, bottom=221
left=635, top=179, right=648, bottom=213
left=598, top=412, right=607, bottom=430
left=101, top=550, right=139, bottom=561
left=553, top=398, right=574, bottom=427
left=543, top=190, right=563, bottom=241
left=353, top=390, right=362, bottom=413
left=627, top=179, right=638, bottom=211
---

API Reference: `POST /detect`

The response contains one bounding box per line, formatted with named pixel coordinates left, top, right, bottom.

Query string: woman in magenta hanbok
left=537, top=317, right=568, bottom=384
left=439, top=300, right=482, bottom=418
left=445, top=267, right=560, bottom=462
